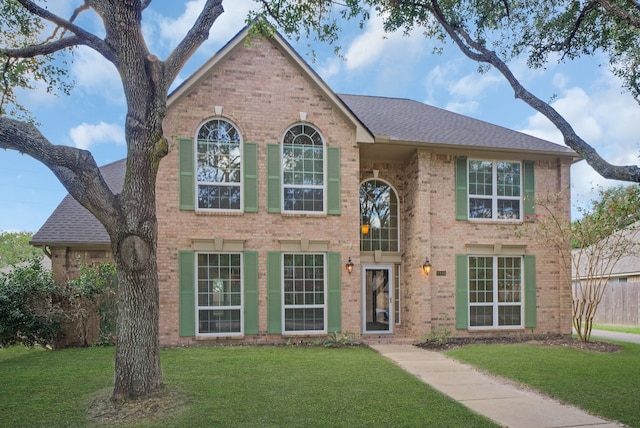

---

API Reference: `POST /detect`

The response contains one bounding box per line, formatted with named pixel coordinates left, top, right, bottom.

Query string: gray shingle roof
left=30, top=159, right=125, bottom=247
left=339, top=94, right=575, bottom=155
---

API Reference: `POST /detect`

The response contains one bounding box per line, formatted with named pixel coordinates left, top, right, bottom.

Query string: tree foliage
left=0, top=231, right=39, bottom=268
left=0, top=256, right=63, bottom=348
left=67, top=261, right=118, bottom=346
left=253, top=0, right=640, bottom=182
left=0, top=0, right=72, bottom=120
left=0, top=257, right=118, bottom=348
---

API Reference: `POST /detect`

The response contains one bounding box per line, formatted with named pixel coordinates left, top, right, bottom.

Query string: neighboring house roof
left=572, top=222, right=640, bottom=280
left=30, top=159, right=125, bottom=248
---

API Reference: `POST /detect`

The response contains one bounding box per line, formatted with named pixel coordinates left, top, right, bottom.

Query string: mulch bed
left=416, top=334, right=622, bottom=352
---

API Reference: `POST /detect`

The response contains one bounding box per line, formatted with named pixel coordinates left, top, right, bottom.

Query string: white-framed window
left=360, top=179, right=400, bottom=252
left=196, top=119, right=242, bottom=211
left=196, top=252, right=243, bottom=336
left=468, top=160, right=521, bottom=220
left=282, top=253, right=326, bottom=333
left=469, top=255, right=523, bottom=328
left=282, top=124, right=325, bottom=213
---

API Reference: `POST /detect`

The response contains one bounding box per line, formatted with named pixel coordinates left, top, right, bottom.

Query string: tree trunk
left=111, top=233, right=163, bottom=400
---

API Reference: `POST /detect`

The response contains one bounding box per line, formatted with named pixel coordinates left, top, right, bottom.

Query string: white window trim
left=359, top=178, right=401, bottom=253
left=281, top=252, right=327, bottom=335
left=194, top=251, right=244, bottom=338
left=468, top=159, right=522, bottom=222
left=281, top=124, right=327, bottom=215
left=194, top=118, right=244, bottom=213
left=468, top=255, right=524, bottom=330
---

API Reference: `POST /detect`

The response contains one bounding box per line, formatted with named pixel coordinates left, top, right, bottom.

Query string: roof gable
left=167, top=26, right=374, bottom=144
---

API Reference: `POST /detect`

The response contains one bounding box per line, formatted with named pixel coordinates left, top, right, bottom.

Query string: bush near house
left=0, top=257, right=63, bottom=347
left=0, top=258, right=117, bottom=348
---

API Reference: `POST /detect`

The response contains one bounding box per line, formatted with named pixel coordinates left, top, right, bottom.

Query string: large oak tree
left=253, top=0, right=640, bottom=182
left=0, top=0, right=224, bottom=401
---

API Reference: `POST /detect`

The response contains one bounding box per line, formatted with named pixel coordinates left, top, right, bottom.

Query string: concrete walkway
left=370, top=344, right=623, bottom=427
left=591, top=329, right=640, bottom=344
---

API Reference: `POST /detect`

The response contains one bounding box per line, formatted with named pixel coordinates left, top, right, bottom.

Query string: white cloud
left=146, top=0, right=254, bottom=57
left=448, top=72, right=502, bottom=100
left=516, top=69, right=640, bottom=217
left=445, top=101, right=480, bottom=115
left=69, top=122, right=125, bottom=150
left=71, top=47, right=123, bottom=103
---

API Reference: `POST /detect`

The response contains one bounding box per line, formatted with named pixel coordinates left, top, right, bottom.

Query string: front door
left=362, top=266, right=393, bottom=334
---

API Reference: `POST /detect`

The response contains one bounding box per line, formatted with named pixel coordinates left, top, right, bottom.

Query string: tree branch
left=164, top=0, right=224, bottom=84
left=13, top=0, right=118, bottom=65
left=429, top=0, right=640, bottom=182
left=1, top=35, right=85, bottom=58
left=0, top=117, right=120, bottom=232
left=596, top=0, right=640, bottom=29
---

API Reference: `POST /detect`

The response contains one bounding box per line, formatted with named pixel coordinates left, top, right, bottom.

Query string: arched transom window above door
left=360, top=179, right=399, bottom=252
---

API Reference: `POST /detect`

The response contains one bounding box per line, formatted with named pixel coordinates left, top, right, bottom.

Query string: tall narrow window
left=196, top=119, right=242, bottom=211
left=283, top=253, right=326, bottom=333
left=468, top=160, right=521, bottom=220
left=282, top=124, right=325, bottom=213
left=360, top=179, right=399, bottom=251
left=196, top=253, right=243, bottom=335
left=469, top=256, right=522, bottom=328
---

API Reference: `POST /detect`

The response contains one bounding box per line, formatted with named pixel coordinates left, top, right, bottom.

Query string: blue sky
left=1, top=0, right=639, bottom=232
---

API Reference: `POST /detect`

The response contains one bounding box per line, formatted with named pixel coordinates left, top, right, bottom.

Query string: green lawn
left=446, top=341, right=640, bottom=427
left=0, top=345, right=494, bottom=427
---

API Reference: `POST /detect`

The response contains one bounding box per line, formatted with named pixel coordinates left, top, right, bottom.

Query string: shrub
left=0, top=257, right=65, bottom=348
left=67, top=262, right=117, bottom=346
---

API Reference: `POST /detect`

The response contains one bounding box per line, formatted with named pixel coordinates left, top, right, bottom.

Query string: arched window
left=196, top=119, right=242, bottom=211
left=281, top=124, right=325, bottom=213
left=360, top=179, right=399, bottom=251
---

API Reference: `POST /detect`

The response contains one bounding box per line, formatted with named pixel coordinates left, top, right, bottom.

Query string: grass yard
left=446, top=341, right=640, bottom=427
left=0, top=345, right=495, bottom=427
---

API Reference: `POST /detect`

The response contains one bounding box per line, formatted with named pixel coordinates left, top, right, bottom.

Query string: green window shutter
left=243, top=251, right=259, bottom=334
left=266, top=144, right=281, bottom=213
left=179, top=138, right=195, bottom=211
left=327, top=147, right=341, bottom=215
left=179, top=251, right=195, bottom=336
left=523, top=160, right=535, bottom=219
left=267, top=252, right=282, bottom=334
left=455, top=157, right=468, bottom=220
left=455, top=254, right=469, bottom=329
left=244, top=142, right=259, bottom=213
left=327, top=252, right=342, bottom=332
left=524, top=255, right=537, bottom=328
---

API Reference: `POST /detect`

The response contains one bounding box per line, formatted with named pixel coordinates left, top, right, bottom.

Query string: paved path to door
left=370, top=344, right=624, bottom=427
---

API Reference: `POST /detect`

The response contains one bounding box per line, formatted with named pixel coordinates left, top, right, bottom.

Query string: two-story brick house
left=32, top=26, right=579, bottom=346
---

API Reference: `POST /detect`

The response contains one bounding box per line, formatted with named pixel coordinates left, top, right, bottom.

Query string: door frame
left=361, top=264, right=394, bottom=334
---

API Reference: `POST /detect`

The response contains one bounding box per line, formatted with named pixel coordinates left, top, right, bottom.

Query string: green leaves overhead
left=0, top=0, right=73, bottom=121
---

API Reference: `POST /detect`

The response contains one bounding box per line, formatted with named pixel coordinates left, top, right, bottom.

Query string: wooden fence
left=586, top=281, right=640, bottom=326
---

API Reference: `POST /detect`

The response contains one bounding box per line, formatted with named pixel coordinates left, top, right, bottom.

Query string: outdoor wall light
left=346, top=257, right=354, bottom=274
left=422, top=258, right=432, bottom=275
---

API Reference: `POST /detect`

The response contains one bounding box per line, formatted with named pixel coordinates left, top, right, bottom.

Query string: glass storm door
left=362, top=266, right=393, bottom=334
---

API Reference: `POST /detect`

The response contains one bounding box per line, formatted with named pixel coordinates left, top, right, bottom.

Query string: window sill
left=194, top=209, right=244, bottom=216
